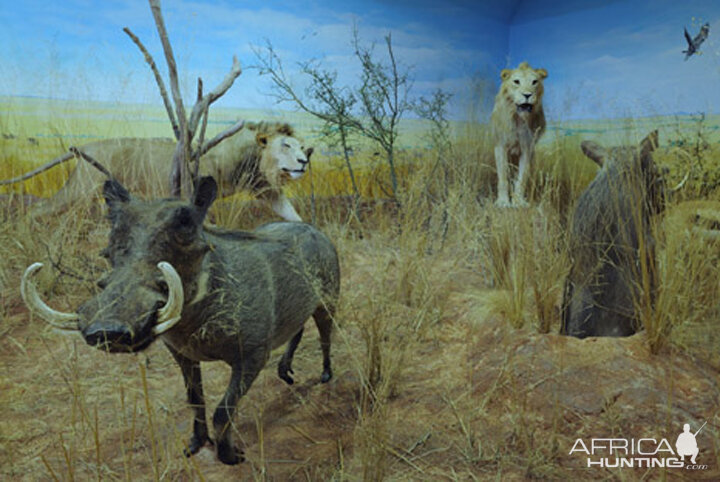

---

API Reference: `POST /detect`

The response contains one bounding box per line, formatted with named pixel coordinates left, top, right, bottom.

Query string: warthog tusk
left=21, top=263, right=79, bottom=331
left=671, top=170, right=691, bottom=192
left=154, top=261, right=184, bottom=335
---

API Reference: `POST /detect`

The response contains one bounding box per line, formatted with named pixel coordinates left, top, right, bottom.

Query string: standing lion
left=491, top=61, right=548, bottom=207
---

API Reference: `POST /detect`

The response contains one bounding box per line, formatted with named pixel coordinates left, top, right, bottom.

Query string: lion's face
left=500, top=62, right=547, bottom=115
left=258, top=133, right=310, bottom=181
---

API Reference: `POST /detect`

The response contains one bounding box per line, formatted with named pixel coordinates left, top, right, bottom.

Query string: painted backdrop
left=0, top=0, right=718, bottom=121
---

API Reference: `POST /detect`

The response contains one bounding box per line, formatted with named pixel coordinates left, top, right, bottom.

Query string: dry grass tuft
left=1, top=112, right=719, bottom=480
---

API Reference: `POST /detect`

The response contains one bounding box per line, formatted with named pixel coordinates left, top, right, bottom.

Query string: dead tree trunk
left=124, top=0, right=243, bottom=198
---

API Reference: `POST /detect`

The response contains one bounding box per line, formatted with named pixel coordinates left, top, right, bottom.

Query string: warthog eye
left=175, top=207, right=194, bottom=227
left=172, top=207, right=197, bottom=245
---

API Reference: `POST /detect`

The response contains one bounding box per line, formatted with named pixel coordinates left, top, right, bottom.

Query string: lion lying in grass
left=491, top=62, right=548, bottom=207
left=2, top=122, right=312, bottom=221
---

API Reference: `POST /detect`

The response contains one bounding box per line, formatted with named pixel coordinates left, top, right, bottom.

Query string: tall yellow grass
left=1, top=101, right=719, bottom=480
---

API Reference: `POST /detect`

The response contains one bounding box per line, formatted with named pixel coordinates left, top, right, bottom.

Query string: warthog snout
left=80, top=300, right=163, bottom=353
left=82, top=319, right=153, bottom=352
left=23, top=260, right=184, bottom=349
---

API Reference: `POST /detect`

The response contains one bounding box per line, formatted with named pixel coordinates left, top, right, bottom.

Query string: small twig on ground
left=43, top=242, right=91, bottom=283
left=289, top=424, right=322, bottom=445
left=384, top=445, right=425, bottom=473
left=406, top=431, right=432, bottom=454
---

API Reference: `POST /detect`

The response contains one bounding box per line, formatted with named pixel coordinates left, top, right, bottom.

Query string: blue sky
left=510, top=0, right=720, bottom=119
left=0, top=0, right=507, bottom=119
left=0, top=0, right=718, bottom=121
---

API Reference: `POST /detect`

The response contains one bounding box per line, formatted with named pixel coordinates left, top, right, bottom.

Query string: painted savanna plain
left=1, top=95, right=720, bottom=480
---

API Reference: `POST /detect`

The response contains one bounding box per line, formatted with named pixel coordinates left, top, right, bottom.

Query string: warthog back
left=561, top=131, right=665, bottom=338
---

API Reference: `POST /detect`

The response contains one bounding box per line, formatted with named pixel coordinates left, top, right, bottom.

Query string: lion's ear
left=500, top=69, right=511, bottom=81
left=277, top=124, right=294, bottom=137
left=536, top=68, right=548, bottom=79
left=581, top=141, right=606, bottom=167
left=256, top=132, right=269, bottom=147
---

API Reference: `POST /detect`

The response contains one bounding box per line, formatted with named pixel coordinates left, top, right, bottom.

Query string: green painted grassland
left=2, top=95, right=719, bottom=199
left=0, top=95, right=440, bottom=198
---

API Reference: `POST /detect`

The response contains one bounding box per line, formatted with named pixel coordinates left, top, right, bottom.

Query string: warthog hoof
left=321, top=368, right=332, bottom=383
left=184, top=434, right=213, bottom=457
left=278, top=363, right=295, bottom=385
left=217, top=440, right=244, bottom=465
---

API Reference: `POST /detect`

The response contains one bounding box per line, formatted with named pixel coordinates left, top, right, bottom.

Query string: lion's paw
left=513, top=197, right=529, bottom=208
left=495, top=197, right=512, bottom=208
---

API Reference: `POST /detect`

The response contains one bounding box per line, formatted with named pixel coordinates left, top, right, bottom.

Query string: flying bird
left=683, top=23, right=710, bottom=60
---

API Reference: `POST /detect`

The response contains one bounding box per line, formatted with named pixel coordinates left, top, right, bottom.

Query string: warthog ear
left=640, top=130, right=659, bottom=154
left=581, top=141, right=606, bottom=167
left=640, top=130, right=659, bottom=173
left=192, top=176, right=218, bottom=218
left=103, top=179, right=130, bottom=206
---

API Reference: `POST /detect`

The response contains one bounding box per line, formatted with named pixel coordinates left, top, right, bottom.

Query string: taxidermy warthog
left=561, top=131, right=666, bottom=338
left=21, top=176, right=340, bottom=465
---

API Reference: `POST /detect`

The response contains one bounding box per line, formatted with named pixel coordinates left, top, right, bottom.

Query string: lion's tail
left=0, top=151, right=75, bottom=185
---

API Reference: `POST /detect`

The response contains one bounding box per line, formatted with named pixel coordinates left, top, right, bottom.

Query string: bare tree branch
left=352, top=28, right=413, bottom=198
left=253, top=43, right=319, bottom=116
left=124, top=1, right=243, bottom=199
left=196, top=119, right=246, bottom=157
left=255, top=40, right=363, bottom=208
left=192, top=78, right=209, bottom=186
left=123, top=27, right=180, bottom=140
left=148, top=0, right=189, bottom=197
left=69, top=147, right=113, bottom=179
left=187, top=56, right=242, bottom=137
left=148, top=0, right=187, bottom=134
left=196, top=77, right=203, bottom=104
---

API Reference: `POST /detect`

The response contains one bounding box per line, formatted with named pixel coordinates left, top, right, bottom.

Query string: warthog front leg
left=213, top=350, right=266, bottom=465
left=278, top=328, right=303, bottom=385
left=167, top=346, right=212, bottom=456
